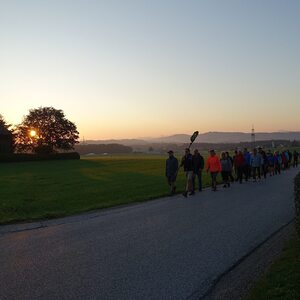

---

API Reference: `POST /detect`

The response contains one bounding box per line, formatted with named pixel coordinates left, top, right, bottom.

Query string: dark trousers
left=252, top=167, right=261, bottom=180
left=275, top=164, right=281, bottom=174
left=293, top=159, right=298, bottom=168
left=221, top=171, right=230, bottom=186
left=262, top=164, right=268, bottom=179
left=243, top=165, right=251, bottom=181
left=210, top=172, right=218, bottom=190
left=193, top=170, right=202, bottom=191
left=237, top=166, right=243, bottom=183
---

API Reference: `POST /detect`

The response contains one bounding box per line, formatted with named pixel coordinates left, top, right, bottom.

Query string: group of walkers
left=165, top=147, right=299, bottom=197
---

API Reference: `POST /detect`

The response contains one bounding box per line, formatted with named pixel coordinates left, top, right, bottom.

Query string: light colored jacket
left=250, top=153, right=262, bottom=167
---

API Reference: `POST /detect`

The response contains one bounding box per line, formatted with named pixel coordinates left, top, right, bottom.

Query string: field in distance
left=0, top=154, right=212, bottom=224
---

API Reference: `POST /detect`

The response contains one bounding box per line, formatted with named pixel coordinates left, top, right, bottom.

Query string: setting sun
left=29, top=130, right=37, bottom=137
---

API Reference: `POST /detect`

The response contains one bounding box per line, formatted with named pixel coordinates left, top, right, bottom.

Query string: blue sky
left=0, top=0, right=299, bottom=139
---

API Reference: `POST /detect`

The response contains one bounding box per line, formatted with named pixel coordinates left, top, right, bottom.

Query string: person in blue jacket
left=274, top=151, right=282, bottom=175
left=250, top=148, right=262, bottom=182
left=267, top=150, right=275, bottom=176
left=243, top=148, right=251, bottom=181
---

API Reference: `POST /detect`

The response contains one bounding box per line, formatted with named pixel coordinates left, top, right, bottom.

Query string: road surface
left=0, top=168, right=298, bottom=300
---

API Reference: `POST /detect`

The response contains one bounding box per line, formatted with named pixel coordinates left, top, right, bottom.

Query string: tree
left=16, top=107, right=79, bottom=153
left=0, top=114, right=15, bottom=153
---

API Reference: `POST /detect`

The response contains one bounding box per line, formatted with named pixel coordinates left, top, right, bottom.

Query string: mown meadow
left=0, top=154, right=212, bottom=224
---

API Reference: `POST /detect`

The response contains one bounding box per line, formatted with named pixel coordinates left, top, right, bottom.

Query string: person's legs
left=198, top=170, right=203, bottom=191
left=182, top=172, right=189, bottom=197
left=258, top=167, right=261, bottom=179
left=211, top=172, right=217, bottom=191
left=168, top=177, right=175, bottom=195
left=225, top=171, right=230, bottom=187
left=192, top=173, right=196, bottom=193
left=227, top=172, right=230, bottom=187
left=221, top=171, right=227, bottom=187
left=253, top=167, right=257, bottom=181
left=263, top=165, right=267, bottom=179
left=234, top=167, right=238, bottom=181
left=237, top=166, right=243, bottom=183
left=187, top=171, right=194, bottom=195
left=243, top=166, right=248, bottom=181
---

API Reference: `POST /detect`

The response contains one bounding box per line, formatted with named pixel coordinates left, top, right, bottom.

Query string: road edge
left=198, top=220, right=295, bottom=300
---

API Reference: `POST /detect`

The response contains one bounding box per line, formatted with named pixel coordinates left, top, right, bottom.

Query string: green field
left=0, top=155, right=212, bottom=224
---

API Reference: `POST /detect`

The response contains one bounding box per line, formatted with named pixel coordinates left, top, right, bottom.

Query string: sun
left=29, top=130, right=37, bottom=137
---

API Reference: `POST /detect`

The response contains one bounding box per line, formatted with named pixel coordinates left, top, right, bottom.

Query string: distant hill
left=83, top=131, right=300, bottom=146
left=85, top=139, right=147, bottom=146
left=147, top=131, right=300, bottom=144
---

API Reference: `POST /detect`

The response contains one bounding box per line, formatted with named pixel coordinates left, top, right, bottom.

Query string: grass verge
left=247, top=233, right=300, bottom=300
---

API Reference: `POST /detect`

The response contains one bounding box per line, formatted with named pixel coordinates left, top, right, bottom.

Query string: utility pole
left=251, top=125, right=256, bottom=149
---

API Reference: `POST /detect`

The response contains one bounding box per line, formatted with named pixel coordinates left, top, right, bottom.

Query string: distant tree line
left=75, top=144, right=133, bottom=155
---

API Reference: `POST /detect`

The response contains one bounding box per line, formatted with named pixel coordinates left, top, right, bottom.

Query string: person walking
left=250, top=148, right=262, bottom=182
left=206, top=150, right=222, bottom=191
left=220, top=152, right=232, bottom=188
left=259, top=148, right=268, bottom=179
left=232, top=150, right=238, bottom=181
left=225, top=152, right=235, bottom=182
left=165, top=150, right=178, bottom=195
left=281, top=151, right=288, bottom=170
left=267, top=150, right=275, bottom=176
left=192, top=149, right=204, bottom=192
left=233, top=149, right=245, bottom=184
left=274, top=151, right=282, bottom=175
left=180, top=148, right=194, bottom=197
left=293, top=150, right=299, bottom=168
left=288, top=150, right=293, bottom=168
left=243, top=148, right=251, bottom=181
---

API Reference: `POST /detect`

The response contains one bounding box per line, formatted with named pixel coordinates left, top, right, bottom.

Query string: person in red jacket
left=233, top=149, right=245, bottom=183
left=206, top=150, right=222, bottom=191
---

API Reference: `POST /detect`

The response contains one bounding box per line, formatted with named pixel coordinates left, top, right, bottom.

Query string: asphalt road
left=0, top=168, right=298, bottom=300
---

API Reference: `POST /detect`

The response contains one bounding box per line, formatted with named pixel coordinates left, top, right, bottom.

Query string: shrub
left=295, top=173, right=300, bottom=238
left=0, top=152, right=80, bottom=163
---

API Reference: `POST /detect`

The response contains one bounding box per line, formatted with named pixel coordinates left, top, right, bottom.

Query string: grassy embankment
left=0, top=154, right=212, bottom=224
left=247, top=172, right=300, bottom=300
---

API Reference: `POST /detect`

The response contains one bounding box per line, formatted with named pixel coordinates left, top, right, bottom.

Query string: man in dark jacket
left=165, top=150, right=178, bottom=195
left=192, top=149, right=204, bottom=192
left=180, top=148, right=194, bottom=197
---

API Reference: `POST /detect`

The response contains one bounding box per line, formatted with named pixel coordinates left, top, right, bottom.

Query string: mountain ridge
left=84, top=131, right=300, bottom=145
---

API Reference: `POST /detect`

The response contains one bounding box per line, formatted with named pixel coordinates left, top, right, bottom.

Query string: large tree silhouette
left=16, top=107, right=79, bottom=153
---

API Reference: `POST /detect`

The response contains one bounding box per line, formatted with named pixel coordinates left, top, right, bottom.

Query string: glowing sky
left=1, top=0, right=299, bottom=139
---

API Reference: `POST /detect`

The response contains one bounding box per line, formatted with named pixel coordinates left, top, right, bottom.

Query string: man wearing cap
left=165, top=150, right=178, bottom=195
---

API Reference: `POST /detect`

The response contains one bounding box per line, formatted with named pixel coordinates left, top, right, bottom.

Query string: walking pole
left=175, top=131, right=199, bottom=176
